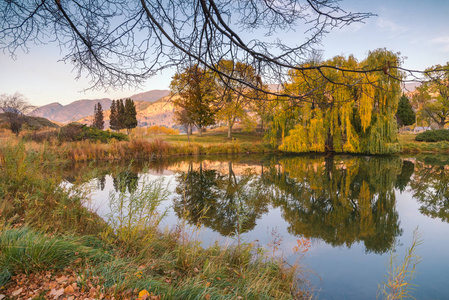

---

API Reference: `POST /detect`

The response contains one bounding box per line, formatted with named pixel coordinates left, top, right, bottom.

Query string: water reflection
left=173, top=161, right=269, bottom=236
left=264, top=156, right=403, bottom=254
left=170, top=156, right=406, bottom=254
left=67, top=154, right=449, bottom=254
left=411, top=156, right=449, bottom=223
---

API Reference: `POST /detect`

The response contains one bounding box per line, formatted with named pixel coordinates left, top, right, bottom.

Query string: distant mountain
left=129, top=90, right=170, bottom=102
left=30, top=98, right=112, bottom=124
left=29, top=89, right=170, bottom=124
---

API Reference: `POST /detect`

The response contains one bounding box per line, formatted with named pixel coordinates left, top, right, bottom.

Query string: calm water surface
left=70, top=154, right=449, bottom=299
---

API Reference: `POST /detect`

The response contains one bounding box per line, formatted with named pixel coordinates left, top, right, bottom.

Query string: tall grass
left=379, top=228, right=422, bottom=300
left=102, top=170, right=170, bottom=252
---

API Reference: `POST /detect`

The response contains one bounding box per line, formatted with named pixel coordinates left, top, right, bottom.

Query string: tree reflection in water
left=173, top=156, right=407, bottom=254
left=173, top=161, right=270, bottom=236
left=265, top=156, right=403, bottom=254
left=411, top=156, right=449, bottom=223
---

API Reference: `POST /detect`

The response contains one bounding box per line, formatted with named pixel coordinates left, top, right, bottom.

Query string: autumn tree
left=214, top=60, right=263, bottom=138
left=415, top=63, right=449, bottom=129
left=92, top=102, right=104, bottom=130
left=170, top=65, right=216, bottom=136
left=396, top=94, right=415, bottom=127
left=0, top=93, right=35, bottom=136
left=173, top=108, right=194, bottom=142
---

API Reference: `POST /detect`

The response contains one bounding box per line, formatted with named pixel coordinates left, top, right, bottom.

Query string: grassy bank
left=0, top=128, right=274, bottom=163
left=0, top=143, right=304, bottom=299
left=399, top=133, right=449, bottom=154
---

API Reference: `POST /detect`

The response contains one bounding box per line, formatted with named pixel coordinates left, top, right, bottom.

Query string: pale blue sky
left=0, top=0, right=448, bottom=107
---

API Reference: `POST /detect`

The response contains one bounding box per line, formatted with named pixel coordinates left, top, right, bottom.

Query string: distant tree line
left=92, top=98, right=137, bottom=134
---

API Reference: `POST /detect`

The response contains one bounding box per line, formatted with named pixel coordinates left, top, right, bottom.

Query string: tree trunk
left=198, top=126, right=203, bottom=137
left=227, top=123, right=233, bottom=139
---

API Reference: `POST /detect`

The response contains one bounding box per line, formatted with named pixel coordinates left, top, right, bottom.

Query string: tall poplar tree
left=123, top=98, right=138, bottom=134
left=109, top=100, right=120, bottom=131
left=117, top=99, right=126, bottom=130
left=92, top=102, right=104, bottom=130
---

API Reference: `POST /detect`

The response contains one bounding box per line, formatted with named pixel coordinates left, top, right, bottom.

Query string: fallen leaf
left=205, top=294, right=211, bottom=300
left=138, top=289, right=150, bottom=299
left=12, top=288, right=23, bottom=297
left=49, top=288, right=64, bottom=298
left=64, top=285, right=75, bottom=295
left=56, top=276, right=68, bottom=283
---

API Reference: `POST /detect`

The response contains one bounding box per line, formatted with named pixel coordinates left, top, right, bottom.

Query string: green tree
left=415, top=63, right=449, bottom=129
left=123, top=98, right=138, bottom=134
left=109, top=100, right=119, bottom=131
left=92, top=102, right=104, bottom=130
left=117, top=99, right=126, bottom=130
left=170, top=65, right=216, bottom=136
left=396, top=94, right=415, bottom=127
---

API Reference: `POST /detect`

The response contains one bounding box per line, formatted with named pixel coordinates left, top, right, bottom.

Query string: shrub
left=59, top=123, right=128, bottom=143
left=415, top=129, right=449, bottom=142
left=146, top=125, right=179, bottom=135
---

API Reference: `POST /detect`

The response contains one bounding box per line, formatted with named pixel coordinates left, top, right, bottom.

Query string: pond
left=68, top=154, right=449, bottom=299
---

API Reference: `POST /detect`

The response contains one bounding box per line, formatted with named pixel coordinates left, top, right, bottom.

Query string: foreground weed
left=102, top=168, right=170, bottom=252
left=379, top=228, right=422, bottom=300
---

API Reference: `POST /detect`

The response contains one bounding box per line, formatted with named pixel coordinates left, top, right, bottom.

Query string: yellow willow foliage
left=359, top=181, right=375, bottom=236
left=279, top=49, right=403, bottom=154
left=359, top=81, right=375, bottom=132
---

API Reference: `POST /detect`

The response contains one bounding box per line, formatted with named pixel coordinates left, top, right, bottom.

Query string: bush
left=415, top=129, right=449, bottom=142
left=59, top=123, right=128, bottom=143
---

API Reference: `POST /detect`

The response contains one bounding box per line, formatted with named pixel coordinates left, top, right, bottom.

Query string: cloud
left=376, top=18, right=408, bottom=37
left=431, top=36, right=449, bottom=52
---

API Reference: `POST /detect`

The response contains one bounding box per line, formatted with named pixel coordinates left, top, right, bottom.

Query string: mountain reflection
left=173, top=156, right=405, bottom=253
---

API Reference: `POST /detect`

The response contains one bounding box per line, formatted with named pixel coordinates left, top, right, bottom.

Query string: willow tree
left=279, top=49, right=403, bottom=154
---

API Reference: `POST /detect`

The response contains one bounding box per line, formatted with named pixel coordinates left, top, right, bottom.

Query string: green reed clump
left=0, top=227, right=81, bottom=276
left=379, top=228, right=422, bottom=300
left=101, top=170, right=170, bottom=253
